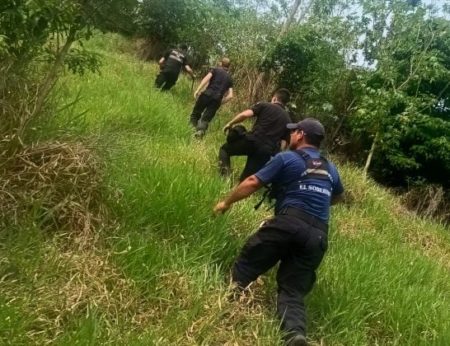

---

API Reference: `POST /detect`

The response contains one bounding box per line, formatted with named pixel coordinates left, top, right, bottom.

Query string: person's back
left=250, top=101, right=291, bottom=151
left=190, top=58, right=234, bottom=138
left=219, top=88, right=292, bottom=181
left=214, top=118, right=344, bottom=346
left=155, top=44, right=193, bottom=91
left=161, top=48, right=187, bottom=75
left=264, top=148, right=341, bottom=222
left=204, top=67, right=233, bottom=100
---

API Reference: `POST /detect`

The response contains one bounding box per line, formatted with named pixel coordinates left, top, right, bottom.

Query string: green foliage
left=351, top=0, right=450, bottom=187
left=212, top=8, right=278, bottom=67
left=0, top=0, right=137, bottom=149
left=64, top=46, right=102, bottom=75
left=135, top=0, right=216, bottom=61
left=134, top=0, right=273, bottom=66
left=86, top=0, right=139, bottom=35
left=266, top=25, right=345, bottom=98
left=3, top=37, right=450, bottom=344
left=264, top=23, right=356, bottom=138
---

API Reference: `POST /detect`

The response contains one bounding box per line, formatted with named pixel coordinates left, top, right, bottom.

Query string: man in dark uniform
left=214, top=118, right=344, bottom=346
left=219, top=88, right=291, bottom=181
left=190, top=57, right=234, bottom=138
left=155, top=44, right=194, bottom=91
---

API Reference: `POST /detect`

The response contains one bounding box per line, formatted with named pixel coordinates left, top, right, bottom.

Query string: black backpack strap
left=254, top=187, right=271, bottom=210
left=295, top=149, right=311, bottom=161
left=294, top=149, right=333, bottom=183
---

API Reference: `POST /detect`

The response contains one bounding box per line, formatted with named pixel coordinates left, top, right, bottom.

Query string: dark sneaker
left=287, top=334, right=308, bottom=346
left=194, top=130, right=205, bottom=139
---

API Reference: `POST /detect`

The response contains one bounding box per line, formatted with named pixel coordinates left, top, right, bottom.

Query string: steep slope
left=1, top=34, right=449, bottom=346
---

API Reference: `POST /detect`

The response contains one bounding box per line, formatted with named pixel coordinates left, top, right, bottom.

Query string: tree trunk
left=19, top=27, right=77, bottom=137
left=279, top=0, right=302, bottom=39
left=363, top=131, right=379, bottom=178
left=251, top=0, right=303, bottom=100
left=297, top=0, right=314, bottom=24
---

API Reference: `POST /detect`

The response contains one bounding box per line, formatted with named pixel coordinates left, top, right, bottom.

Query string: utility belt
left=277, top=206, right=328, bottom=233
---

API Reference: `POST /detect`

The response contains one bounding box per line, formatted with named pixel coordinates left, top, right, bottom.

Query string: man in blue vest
left=214, top=118, right=344, bottom=346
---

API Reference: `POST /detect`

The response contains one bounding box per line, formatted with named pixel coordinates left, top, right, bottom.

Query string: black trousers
left=218, top=135, right=273, bottom=181
left=232, top=211, right=328, bottom=336
left=190, top=93, right=222, bottom=132
left=155, top=71, right=178, bottom=91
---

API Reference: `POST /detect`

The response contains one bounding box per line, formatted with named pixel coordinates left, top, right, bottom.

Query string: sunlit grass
left=1, top=33, right=449, bottom=346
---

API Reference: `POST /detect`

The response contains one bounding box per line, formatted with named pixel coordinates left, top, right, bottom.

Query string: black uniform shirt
left=162, top=49, right=188, bottom=74
left=250, top=102, right=291, bottom=147
left=204, top=67, right=233, bottom=100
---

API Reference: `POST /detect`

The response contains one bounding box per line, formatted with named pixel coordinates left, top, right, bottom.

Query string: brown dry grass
left=0, top=140, right=156, bottom=343
left=231, top=66, right=276, bottom=110
left=0, top=141, right=108, bottom=234
left=185, top=280, right=279, bottom=346
left=399, top=219, right=450, bottom=269
left=400, top=184, right=450, bottom=224
left=0, top=234, right=155, bottom=344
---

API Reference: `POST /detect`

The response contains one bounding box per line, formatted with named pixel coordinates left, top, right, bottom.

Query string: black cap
left=286, top=118, right=325, bottom=137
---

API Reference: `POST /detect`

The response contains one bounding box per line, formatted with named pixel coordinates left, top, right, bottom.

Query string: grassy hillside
left=1, top=33, right=449, bottom=346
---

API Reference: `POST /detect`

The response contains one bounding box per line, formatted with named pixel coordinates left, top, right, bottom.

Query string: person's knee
left=219, top=145, right=230, bottom=156
left=232, top=262, right=255, bottom=288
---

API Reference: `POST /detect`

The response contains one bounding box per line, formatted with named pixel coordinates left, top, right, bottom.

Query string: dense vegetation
left=1, top=34, right=450, bottom=345
left=1, top=0, right=450, bottom=344
left=2, top=0, right=449, bottom=221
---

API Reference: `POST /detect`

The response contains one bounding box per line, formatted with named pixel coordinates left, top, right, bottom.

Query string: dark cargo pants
left=155, top=71, right=178, bottom=91
left=218, top=135, right=273, bottom=182
left=232, top=211, right=328, bottom=336
left=190, top=93, right=221, bottom=133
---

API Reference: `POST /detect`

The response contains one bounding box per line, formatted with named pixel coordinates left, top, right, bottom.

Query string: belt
left=277, top=207, right=328, bottom=232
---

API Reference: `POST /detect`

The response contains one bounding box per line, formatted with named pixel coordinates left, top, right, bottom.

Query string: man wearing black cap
left=214, top=118, right=344, bottom=346
left=155, top=44, right=194, bottom=91
left=219, top=88, right=291, bottom=181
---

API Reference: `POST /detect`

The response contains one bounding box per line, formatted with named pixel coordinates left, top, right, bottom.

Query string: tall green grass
left=1, top=33, right=449, bottom=345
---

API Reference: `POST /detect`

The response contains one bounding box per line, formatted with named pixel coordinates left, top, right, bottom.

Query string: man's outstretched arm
left=223, top=109, right=254, bottom=132
left=184, top=64, right=194, bottom=77
left=214, top=175, right=263, bottom=214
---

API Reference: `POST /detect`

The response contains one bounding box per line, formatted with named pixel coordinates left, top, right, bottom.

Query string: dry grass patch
left=1, top=234, right=155, bottom=344
left=400, top=221, right=450, bottom=269
left=186, top=282, right=280, bottom=346
left=0, top=141, right=107, bottom=233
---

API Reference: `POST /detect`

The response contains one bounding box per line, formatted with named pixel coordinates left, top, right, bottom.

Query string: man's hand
left=223, top=123, right=232, bottom=133
left=222, top=109, right=253, bottom=134
left=213, top=176, right=262, bottom=216
left=214, top=201, right=230, bottom=215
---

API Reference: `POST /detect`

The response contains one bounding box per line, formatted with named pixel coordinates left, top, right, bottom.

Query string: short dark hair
left=273, top=88, right=290, bottom=104
left=179, top=44, right=188, bottom=50
left=303, top=133, right=323, bottom=147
